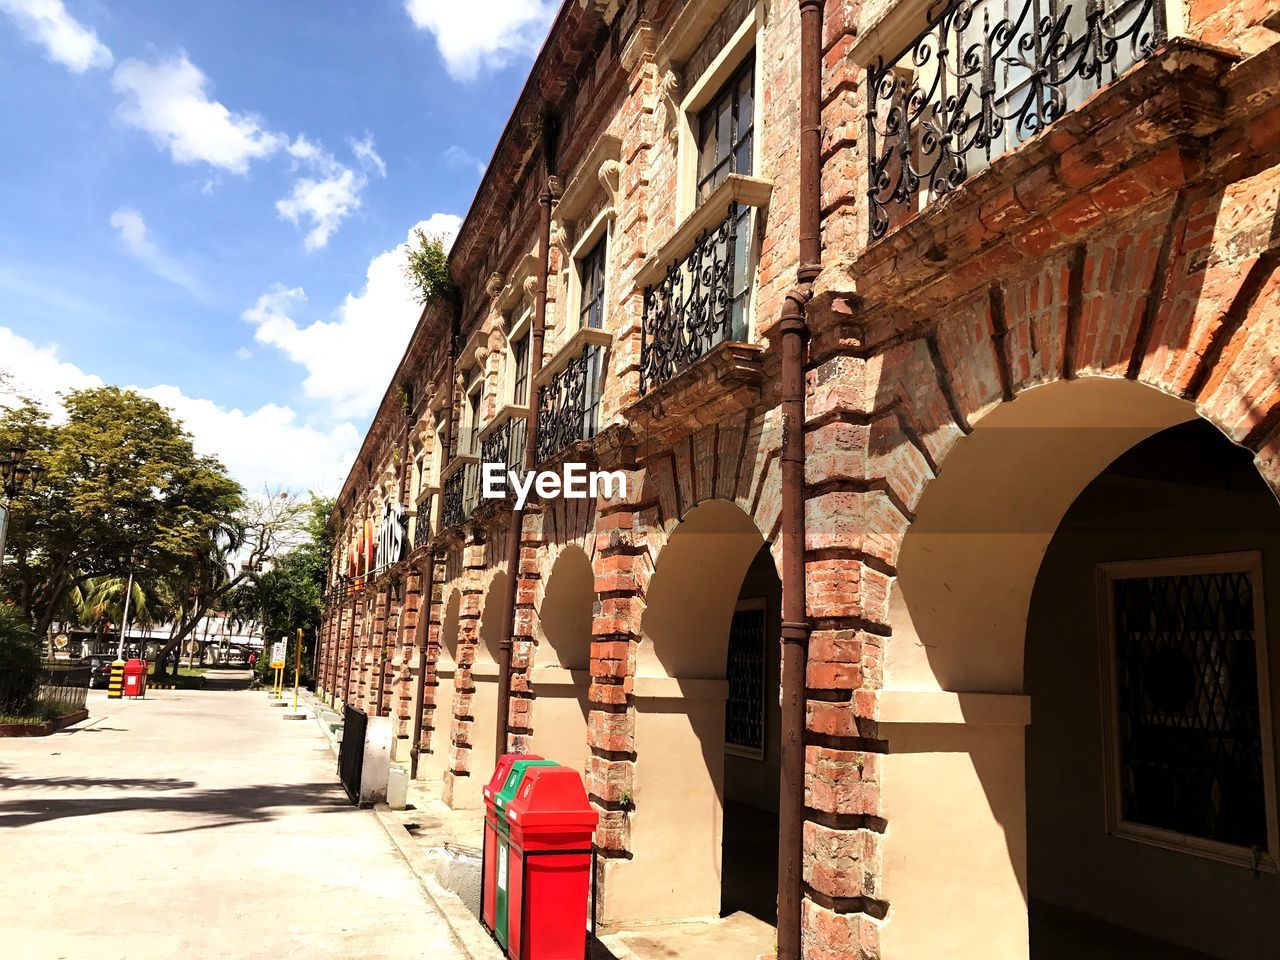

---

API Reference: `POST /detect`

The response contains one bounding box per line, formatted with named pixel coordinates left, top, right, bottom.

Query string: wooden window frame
left=1097, top=551, right=1280, bottom=873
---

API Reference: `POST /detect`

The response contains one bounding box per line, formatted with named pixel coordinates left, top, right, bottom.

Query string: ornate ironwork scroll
left=640, top=203, right=739, bottom=394
left=867, top=0, right=1166, bottom=240
left=537, top=346, right=601, bottom=463
left=441, top=465, right=479, bottom=529
left=480, top=415, right=527, bottom=477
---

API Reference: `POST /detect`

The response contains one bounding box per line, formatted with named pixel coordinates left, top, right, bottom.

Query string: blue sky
left=0, top=0, right=558, bottom=492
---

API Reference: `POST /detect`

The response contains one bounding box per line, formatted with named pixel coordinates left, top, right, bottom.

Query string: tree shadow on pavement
left=0, top=773, right=196, bottom=792
left=0, top=780, right=351, bottom=831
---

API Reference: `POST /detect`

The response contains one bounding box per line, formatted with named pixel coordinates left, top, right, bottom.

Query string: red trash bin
left=122, top=658, right=146, bottom=698
left=504, top=766, right=598, bottom=960
left=482, top=753, right=542, bottom=936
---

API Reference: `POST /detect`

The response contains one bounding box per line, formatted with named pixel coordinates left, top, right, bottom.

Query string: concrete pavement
left=0, top=687, right=467, bottom=960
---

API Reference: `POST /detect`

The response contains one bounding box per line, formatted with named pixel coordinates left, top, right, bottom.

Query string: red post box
left=122, top=658, right=146, bottom=698
left=482, top=753, right=541, bottom=936
left=504, top=766, right=598, bottom=960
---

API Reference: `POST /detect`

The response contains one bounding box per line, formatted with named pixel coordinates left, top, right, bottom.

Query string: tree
left=147, top=490, right=313, bottom=678
left=0, top=603, right=40, bottom=715
left=226, top=495, right=335, bottom=685
left=1, top=387, right=243, bottom=640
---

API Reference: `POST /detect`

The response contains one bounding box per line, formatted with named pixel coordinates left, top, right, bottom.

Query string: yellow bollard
left=107, top=660, right=125, bottom=700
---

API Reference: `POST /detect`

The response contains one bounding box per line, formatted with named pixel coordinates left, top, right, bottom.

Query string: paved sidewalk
left=0, top=689, right=466, bottom=960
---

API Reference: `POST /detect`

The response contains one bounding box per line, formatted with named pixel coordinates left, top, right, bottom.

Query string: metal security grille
left=338, top=704, right=368, bottom=805
left=1111, top=569, right=1268, bottom=849
left=725, top=602, right=766, bottom=758
left=867, top=0, right=1166, bottom=240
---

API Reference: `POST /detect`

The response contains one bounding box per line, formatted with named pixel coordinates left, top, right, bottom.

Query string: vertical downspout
left=777, top=3, right=821, bottom=960
left=412, top=306, right=458, bottom=773
left=496, top=124, right=555, bottom=759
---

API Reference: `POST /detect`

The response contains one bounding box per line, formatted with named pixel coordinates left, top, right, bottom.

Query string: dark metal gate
left=338, top=704, right=367, bottom=805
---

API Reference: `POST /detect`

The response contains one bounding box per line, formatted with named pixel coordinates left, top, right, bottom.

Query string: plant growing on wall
left=404, top=229, right=455, bottom=306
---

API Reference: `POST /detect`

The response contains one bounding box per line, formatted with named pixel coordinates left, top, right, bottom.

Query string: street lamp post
left=0, top=447, right=45, bottom=570
left=107, top=548, right=144, bottom=700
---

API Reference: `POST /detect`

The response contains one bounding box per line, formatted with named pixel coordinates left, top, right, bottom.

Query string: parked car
left=85, top=657, right=115, bottom=689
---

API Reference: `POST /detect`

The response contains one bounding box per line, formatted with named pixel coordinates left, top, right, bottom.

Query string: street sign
left=0, top=503, right=8, bottom=567
left=185, top=640, right=201, bottom=655
left=270, top=640, right=286, bottom=669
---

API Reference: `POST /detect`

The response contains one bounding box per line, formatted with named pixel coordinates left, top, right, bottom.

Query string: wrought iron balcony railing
left=440, top=461, right=479, bottom=529
left=867, top=0, right=1166, bottom=241
left=479, top=411, right=528, bottom=478
left=640, top=201, right=746, bottom=395
left=409, top=492, right=435, bottom=550
left=537, top=345, right=603, bottom=463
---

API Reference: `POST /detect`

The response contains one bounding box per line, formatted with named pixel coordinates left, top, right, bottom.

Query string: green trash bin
left=494, top=758, right=558, bottom=950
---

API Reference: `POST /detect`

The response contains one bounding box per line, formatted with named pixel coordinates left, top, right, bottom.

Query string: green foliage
left=0, top=386, right=244, bottom=640
left=227, top=495, right=336, bottom=687
left=403, top=229, right=455, bottom=307
left=0, top=604, right=41, bottom=715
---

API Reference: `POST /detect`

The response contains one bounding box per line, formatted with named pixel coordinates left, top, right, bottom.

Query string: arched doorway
left=885, top=378, right=1280, bottom=958
left=421, top=589, right=461, bottom=783
left=457, top=568, right=506, bottom=808
left=529, top=545, right=594, bottom=774
left=606, top=499, right=781, bottom=929
left=1025, top=418, right=1280, bottom=958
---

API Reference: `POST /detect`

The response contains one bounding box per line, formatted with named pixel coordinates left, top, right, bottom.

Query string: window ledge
left=633, top=174, right=772, bottom=291
left=440, top=453, right=477, bottom=482
left=846, top=0, right=933, bottom=68
left=477, top=404, right=529, bottom=445
left=536, top=326, right=613, bottom=387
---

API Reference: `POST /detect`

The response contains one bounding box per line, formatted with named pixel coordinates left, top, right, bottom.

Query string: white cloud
left=0, top=326, right=102, bottom=413
left=442, top=144, right=485, bottom=175
left=109, top=207, right=202, bottom=295
left=112, top=53, right=284, bottom=173
left=245, top=215, right=461, bottom=418
left=276, top=135, right=386, bottom=251
left=0, top=0, right=112, bottom=73
left=351, top=135, right=387, bottom=178
left=235, top=346, right=253, bottom=361
left=403, top=0, right=556, bottom=81
left=0, top=326, right=358, bottom=492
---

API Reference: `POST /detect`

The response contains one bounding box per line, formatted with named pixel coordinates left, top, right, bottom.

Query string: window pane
left=1111, top=569, right=1268, bottom=849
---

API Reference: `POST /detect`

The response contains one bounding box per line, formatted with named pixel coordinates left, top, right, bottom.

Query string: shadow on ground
left=0, top=778, right=350, bottom=832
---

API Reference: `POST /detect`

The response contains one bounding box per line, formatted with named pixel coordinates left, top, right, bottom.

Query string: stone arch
left=526, top=544, right=596, bottom=772
left=602, top=497, right=779, bottom=927
left=422, top=588, right=461, bottom=784
left=877, top=374, right=1280, bottom=960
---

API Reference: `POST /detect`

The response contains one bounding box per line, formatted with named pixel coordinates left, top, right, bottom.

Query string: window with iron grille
left=725, top=599, right=766, bottom=759
left=867, top=0, right=1165, bottom=240
left=511, top=331, right=530, bottom=405
left=1100, top=553, right=1278, bottom=868
left=579, top=239, right=607, bottom=331
left=695, top=55, right=754, bottom=342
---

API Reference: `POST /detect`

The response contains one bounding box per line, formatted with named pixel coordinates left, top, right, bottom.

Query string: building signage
left=374, top=500, right=406, bottom=574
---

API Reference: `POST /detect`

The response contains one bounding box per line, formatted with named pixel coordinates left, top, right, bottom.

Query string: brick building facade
left=318, top=0, right=1280, bottom=956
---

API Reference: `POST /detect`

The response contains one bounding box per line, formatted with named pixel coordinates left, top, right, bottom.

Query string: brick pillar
left=344, top=596, right=362, bottom=707
left=420, top=552, right=447, bottom=763
left=586, top=467, right=648, bottom=864
left=507, top=508, right=545, bottom=754
left=443, top=532, right=487, bottom=806
left=369, top=585, right=389, bottom=715
left=393, top=568, right=422, bottom=756
left=798, top=348, right=897, bottom=958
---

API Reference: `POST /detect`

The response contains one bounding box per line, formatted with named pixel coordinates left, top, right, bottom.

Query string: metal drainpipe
left=777, top=2, right=822, bottom=959
left=496, top=130, right=555, bottom=759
